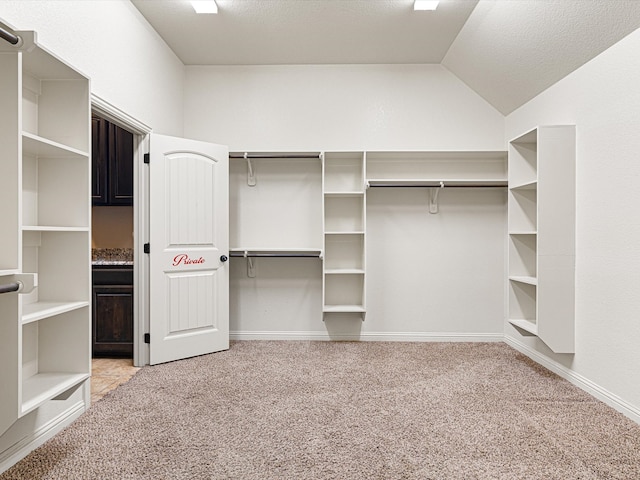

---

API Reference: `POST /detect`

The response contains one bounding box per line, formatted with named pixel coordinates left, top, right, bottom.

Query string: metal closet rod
left=229, top=153, right=321, bottom=159
left=229, top=252, right=321, bottom=258
left=368, top=184, right=506, bottom=188
left=0, top=282, right=20, bottom=295
left=0, top=26, right=20, bottom=46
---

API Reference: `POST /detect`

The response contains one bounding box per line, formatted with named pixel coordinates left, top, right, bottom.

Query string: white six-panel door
left=149, top=134, right=229, bottom=364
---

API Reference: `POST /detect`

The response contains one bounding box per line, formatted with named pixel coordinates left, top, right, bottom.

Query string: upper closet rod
left=0, top=26, right=21, bottom=46
left=368, top=184, right=506, bottom=188
left=229, top=153, right=321, bottom=159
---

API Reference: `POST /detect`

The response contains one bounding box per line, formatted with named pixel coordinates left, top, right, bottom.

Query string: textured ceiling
left=442, top=0, right=640, bottom=114
left=131, top=0, right=640, bottom=114
left=130, top=0, right=479, bottom=64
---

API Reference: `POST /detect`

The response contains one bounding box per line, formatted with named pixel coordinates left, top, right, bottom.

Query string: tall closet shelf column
left=7, top=29, right=92, bottom=424
left=322, top=152, right=366, bottom=320
left=507, top=125, right=575, bottom=353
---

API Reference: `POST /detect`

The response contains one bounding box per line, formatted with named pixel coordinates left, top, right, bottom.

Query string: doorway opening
left=91, top=113, right=135, bottom=360
left=91, top=95, right=152, bottom=368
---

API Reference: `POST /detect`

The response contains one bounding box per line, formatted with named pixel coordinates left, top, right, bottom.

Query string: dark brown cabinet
left=92, top=116, right=134, bottom=206
left=92, top=266, right=134, bottom=357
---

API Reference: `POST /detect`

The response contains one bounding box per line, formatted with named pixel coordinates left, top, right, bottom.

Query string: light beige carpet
left=2, top=341, right=640, bottom=479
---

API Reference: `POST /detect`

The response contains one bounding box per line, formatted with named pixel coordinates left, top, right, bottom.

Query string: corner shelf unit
left=507, top=126, right=576, bottom=353
left=322, top=152, right=367, bottom=318
left=0, top=31, right=91, bottom=434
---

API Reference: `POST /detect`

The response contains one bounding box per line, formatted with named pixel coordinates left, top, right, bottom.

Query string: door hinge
left=144, top=333, right=150, bottom=344
left=144, top=153, right=150, bottom=164
left=144, top=243, right=150, bottom=254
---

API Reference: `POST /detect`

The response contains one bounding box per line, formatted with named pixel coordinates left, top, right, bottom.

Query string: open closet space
left=365, top=152, right=507, bottom=337
left=228, top=154, right=323, bottom=334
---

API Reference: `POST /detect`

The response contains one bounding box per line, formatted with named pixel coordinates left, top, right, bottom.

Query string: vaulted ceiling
left=131, top=0, right=640, bottom=114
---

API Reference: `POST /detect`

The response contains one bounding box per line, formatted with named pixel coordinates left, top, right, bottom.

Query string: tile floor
left=91, top=358, right=140, bottom=403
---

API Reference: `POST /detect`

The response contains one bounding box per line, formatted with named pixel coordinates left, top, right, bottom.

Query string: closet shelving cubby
left=322, top=152, right=366, bottom=317
left=0, top=30, right=91, bottom=432
left=507, top=126, right=575, bottom=353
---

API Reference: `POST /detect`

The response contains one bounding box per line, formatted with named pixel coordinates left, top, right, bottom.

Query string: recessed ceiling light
left=191, top=0, right=218, bottom=14
left=414, top=0, right=439, bottom=11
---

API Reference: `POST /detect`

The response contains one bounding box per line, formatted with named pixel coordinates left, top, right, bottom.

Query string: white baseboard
left=504, top=336, right=640, bottom=425
left=230, top=330, right=504, bottom=342
left=0, top=401, right=86, bottom=474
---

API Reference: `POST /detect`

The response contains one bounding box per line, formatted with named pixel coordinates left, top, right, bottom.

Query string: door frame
left=91, top=94, right=151, bottom=367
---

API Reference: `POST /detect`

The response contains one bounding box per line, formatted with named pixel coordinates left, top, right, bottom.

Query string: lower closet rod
left=229, top=253, right=320, bottom=258
left=0, top=282, right=20, bottom=294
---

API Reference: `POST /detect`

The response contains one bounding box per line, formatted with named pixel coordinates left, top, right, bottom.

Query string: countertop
left=92, top=248, right=134, bottom=266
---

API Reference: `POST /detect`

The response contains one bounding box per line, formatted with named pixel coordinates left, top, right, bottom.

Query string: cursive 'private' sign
left=172, top=254, right=206, bottom=266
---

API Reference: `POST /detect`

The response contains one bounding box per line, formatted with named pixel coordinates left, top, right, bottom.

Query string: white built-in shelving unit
left=322, top=152, right=367, bottom=318
left=0, top=31, right=91, bottom=435
left=228, top=149, right=507, bottom=329
left=508, top=126, right=576, bottom=353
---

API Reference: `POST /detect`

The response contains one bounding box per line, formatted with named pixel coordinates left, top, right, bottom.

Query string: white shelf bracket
left=429, top=181, right=444, bottom=214
left=244, top=251, right=256, bottom=278
left=245, top=152, right=256, bottom=187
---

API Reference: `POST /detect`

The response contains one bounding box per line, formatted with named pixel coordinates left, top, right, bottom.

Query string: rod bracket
left=429, top=181, right=444, bottom=214
left=244, top=251, right=256, bottom=277
left=245, top=152, right=256, bottom=186
left=0, top=273, right=37, bottom=295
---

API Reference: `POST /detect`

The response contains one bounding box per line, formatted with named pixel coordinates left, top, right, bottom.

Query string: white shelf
left=324, top=191, right=364, bottom=196
left=324, top=231, right=365, bottom=235
left=367, top=178, right=507, bottom=188
left=510, top=180, right=537, bottom=190
left=509, top=231, right=537, bottom=236
left=22, top=301, right=90, bottom=325
left=508, top=319, right=538, bottom=336
left=21, top=372, right=89, bottom=415
left=323, top=305, right=366, bottom=313
left=509, top=276, right=537, bottom=286
left=22, top=226, right=89, bottom=232
left=22, top=132, right=89, bottom=159
left=0, top=269, right=19, bottom=277
left=324, top=269, right=365, bottom=275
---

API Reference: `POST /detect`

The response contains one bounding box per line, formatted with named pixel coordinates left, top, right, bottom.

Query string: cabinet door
left=108, top=123, right=134, bottom=205
left=92, top=284, right=134, bottom=356
left=91, top=116, right=108, bottom=205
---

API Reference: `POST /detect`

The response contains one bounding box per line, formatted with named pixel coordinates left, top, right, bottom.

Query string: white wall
left=506, top=29, right=640, bottom=416
left=0, top=0, right=184, bottom=135
left=186, top=64, right=507, bottom=340
left=184, top=64, right=505, bottom=151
